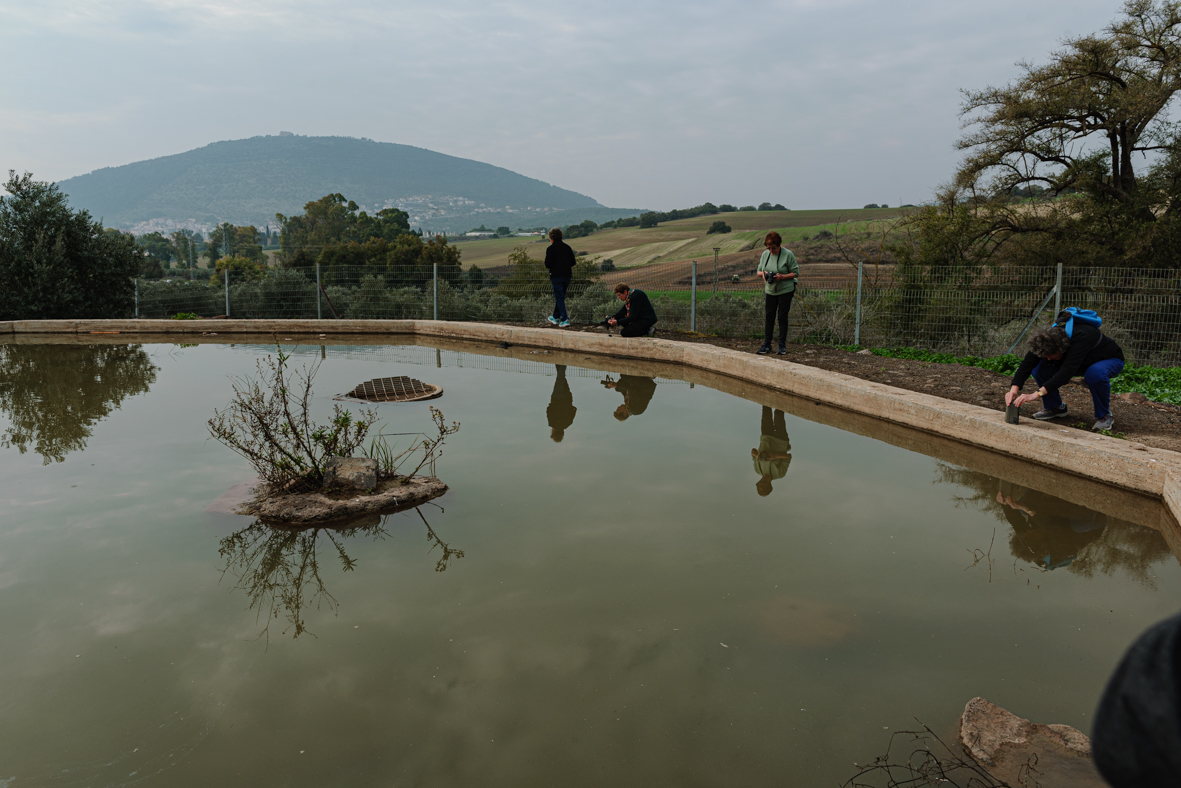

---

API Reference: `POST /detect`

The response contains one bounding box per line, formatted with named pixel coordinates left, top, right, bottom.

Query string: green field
left=452, top=208, right=902, bottom=270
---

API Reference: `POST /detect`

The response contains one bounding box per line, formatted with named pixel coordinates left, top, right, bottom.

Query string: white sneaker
left=547, top=316, right=559, bottom=325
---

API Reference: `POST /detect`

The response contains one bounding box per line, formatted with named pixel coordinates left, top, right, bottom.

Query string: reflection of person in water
left=751, top=406, right=792, bottom=497
left=602, top=375, right=657, bottom=421
left=996, top=480, right=1106, bottom=570
left=546, top=365, right=577, bottom=442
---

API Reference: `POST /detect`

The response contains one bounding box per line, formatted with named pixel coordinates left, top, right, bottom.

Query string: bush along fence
left=132, top=261, right=1181, bottom=365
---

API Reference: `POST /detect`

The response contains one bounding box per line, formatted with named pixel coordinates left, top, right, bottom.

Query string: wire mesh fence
left=133, top=262, right=1181, bottom=365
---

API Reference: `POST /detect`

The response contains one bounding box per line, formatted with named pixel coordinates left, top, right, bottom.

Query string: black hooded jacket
left=1011, top=311, right=1124, bottom=391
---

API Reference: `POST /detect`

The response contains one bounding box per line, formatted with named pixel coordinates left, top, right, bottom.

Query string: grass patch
left=853, top=346, right=1181, bottom=405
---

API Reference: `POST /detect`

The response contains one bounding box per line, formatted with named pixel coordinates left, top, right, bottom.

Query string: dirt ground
left=528, top=321, right=1181, bottom=453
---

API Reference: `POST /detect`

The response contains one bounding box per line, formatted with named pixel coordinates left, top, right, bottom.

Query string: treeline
left=559, top=200, right=790, bottom=238
left=127, top=224, right=282, bottom=280
left=276, top=193, right=465, bottom=289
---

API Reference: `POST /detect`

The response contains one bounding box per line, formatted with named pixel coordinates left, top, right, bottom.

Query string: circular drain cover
left=340, top=376, right=442, bottom=403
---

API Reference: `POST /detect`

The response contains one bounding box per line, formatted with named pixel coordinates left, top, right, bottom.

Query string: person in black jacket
left=544, top=227, right=576, bottom=327
left=1005, top=311, right=1125, bottom=431
left=605, top=284, right=658, bottom=337
left=546, top=365, right=577, bottom=442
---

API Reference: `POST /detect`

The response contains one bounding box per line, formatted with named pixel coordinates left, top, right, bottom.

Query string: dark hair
left=613, top=283, right=630, bottom=295
left=1028, top=326, right=1071, bottom=358
left=549, top=227, right=562, bottom=241
left=765, top=231, right=782, bottom=247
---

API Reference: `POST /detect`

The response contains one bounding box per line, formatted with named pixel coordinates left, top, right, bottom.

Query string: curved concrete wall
left=5, top=318, right=1181, bottom=551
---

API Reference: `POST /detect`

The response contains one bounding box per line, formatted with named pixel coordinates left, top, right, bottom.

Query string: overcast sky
left=1, top=0, right=1124, bottom=210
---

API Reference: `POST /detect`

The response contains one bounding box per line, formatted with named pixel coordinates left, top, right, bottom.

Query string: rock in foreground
left=959, top=697, right=1103, bottom=788
left=237, top=475, right=447, bottom=523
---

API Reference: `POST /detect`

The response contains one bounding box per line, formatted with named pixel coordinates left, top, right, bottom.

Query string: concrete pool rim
left=6, top=317, right=1181, bottom=535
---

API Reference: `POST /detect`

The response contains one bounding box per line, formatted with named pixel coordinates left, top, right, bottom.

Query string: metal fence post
left=433, top=262, right=439, bottom=320
left=316, top=263, right=322, bottom=320
left=1053, top=262, right=1063, bottom=316
left=712, top=248, right=720, bottom=292
left=134, top=278, right=139, bottom=318
left=224, top=269, right=230, bottom=318
left=854, top=261, right=863, bottom=347
left=691, top=260, right=697, bottom=332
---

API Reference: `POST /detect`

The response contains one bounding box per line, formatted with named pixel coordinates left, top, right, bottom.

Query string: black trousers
left=761, top=406, right=788, bottom=440
left=620, top=320, right=657, bottom=337
left=764, top=291, right=794, bottom=344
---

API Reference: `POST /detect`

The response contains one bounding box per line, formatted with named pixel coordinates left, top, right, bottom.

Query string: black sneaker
left=777, top=343, right=787, bottom=355
left=757, top=342, right=771, bottom=355
left=1031, top=404, right=1069, bottom=420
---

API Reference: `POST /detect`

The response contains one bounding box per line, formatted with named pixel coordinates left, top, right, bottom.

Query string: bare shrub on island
left=208, top=347, right=377, bottom=491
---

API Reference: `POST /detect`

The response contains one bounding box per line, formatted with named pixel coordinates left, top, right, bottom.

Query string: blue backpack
left=1053, top=307, right=1102, bottom=338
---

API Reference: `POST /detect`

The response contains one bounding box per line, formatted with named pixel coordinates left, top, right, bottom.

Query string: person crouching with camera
left=604, top=284, right=658, bottom=337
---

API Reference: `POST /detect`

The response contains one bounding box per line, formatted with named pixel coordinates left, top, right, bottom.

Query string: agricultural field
left=452, top=207, right=903, bottom=272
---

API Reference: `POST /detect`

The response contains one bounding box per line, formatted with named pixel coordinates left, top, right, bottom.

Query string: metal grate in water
left=338, top=376, right=443, bottom=403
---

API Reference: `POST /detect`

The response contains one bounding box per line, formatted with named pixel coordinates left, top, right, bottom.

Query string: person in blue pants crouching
left=1005, top=313, right=1125, bottom=432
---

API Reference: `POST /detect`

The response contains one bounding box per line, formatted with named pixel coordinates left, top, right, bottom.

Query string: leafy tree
left=274, top=192, right=451, bottom=287
left=208, top=224, right=264, bottom=263
left=738, top=205, right=757, bottom=211
left=758, top=202, right=774, bottom=211
left=211, top=255, right=268, bottom=284
left=0, top=171, right=139, bottom=320
left=496, top=226, right=512, bottom=236
left=277, top=194, right=409, bottom=259
left=707, top=220, right=732, bottom=234
left=422, top=234, right=463, bottom=286
left=907, top=0, right=1181, bottom=270
left=772, top=203, right=787, bottom=210
left=170, top=229, right=199, bottom=269
left=863, top=203, right=881, bottom=209
left=140, top=257, right=164, bottom=279
left=639, top=212, right=659, bottom=228
left=464, top=264, right=485, bottom=288
left=718, top=204, right=737, bottom=212
left=137, top=231, right=174, bottom=264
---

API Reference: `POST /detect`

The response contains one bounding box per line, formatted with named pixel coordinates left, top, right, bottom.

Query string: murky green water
left=0, top=339, right=1177, bottom=787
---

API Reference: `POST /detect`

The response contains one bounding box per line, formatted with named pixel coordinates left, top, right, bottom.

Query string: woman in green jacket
left=756, top=231, right=799, bottom=355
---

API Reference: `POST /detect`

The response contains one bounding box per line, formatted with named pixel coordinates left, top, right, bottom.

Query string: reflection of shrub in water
left=934, top=463, right=1170, bottom=586
left=218, top=507, right=462, bottom=642
left=0, top=343, right=157, bottom=463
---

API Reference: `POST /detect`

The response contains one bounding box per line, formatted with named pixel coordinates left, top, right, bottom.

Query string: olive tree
left=901, top=0, right=1181, bottom=270
left=0, top=171, right=140, bottom=319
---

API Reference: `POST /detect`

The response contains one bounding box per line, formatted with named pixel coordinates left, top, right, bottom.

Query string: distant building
left=279, top=131, right=293, bottom=137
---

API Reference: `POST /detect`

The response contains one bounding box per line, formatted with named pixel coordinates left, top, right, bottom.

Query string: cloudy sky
left=1, top=0, right=1123, bottom=210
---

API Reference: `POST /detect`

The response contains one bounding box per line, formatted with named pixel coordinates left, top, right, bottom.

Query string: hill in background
left=58, top=135, right=645, bottom=234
